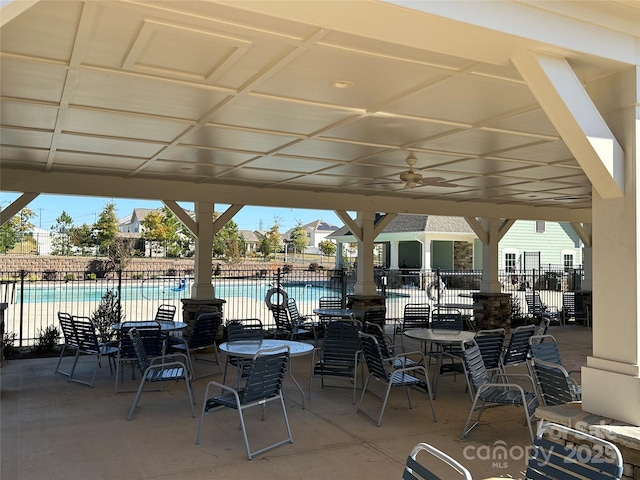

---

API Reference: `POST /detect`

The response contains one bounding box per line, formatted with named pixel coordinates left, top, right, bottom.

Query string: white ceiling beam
left=373, top=213, right=396, bottom=238
left=464, top=217, right=488, bottom=244
left=498, top=219, right=516, bottom=242
left=212, top=204, right=244, bottom=236
left=162, top=200, right=197, bottom=236
left=0, top=192, right=39, bottom=226
left=0, top=169, right=591, bottom=223
left=512, top=51, right=624, bottom=199
left=335, top=210, right=362, bottom=241
left=570, top=222, right=592, bottom=248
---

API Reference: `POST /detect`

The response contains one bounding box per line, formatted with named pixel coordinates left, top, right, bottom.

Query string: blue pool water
left=10, top=279, right=350, bottom=304
left=10, top=278, right=408, bottom=304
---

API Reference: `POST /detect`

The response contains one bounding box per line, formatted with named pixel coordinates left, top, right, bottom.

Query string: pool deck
left=1, top=324, right=592, bottom=479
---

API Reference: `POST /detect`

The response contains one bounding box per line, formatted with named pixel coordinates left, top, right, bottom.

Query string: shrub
left=91, top=289, right=124, bottom=343
left=64, top=273, right=77, bottom=281
left=2, top=332, right=17, bottom=359
left=84, top=273, right=96, bottom=281
left=131, top=272, right=144, bottom=280
left=32, top=325, right=60, bottom=354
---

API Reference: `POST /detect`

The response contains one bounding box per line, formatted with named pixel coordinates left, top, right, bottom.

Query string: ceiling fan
left=367, top=154, right=457, bottom=189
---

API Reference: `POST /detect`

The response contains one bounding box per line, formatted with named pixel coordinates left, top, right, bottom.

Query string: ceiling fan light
left=404, top=181, right=418, bottom=189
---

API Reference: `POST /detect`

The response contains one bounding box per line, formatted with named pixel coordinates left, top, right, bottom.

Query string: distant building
left=240, top=230, right=260, bottom=254
left=329, top=214, right=582, bottom=272
left=283, top=220, right=339, bottom=254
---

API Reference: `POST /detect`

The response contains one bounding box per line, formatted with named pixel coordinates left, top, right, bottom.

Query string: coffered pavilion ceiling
left=1, top=0, right=638, bottom=223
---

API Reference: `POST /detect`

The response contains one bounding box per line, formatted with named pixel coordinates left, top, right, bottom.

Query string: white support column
left=581, top=69, right=640, bottom=425
left=571, top=222, right=593, bottom=291
left=390, top=240, right=399, bottom=269
left=191, top=202, right=215, bottom=300
left=465, top=217, right=511, bottom=294
left=354, top=211, right=377, bottom=296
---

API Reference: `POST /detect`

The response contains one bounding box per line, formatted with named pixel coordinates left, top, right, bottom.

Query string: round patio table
left=111, top=320, right=188, bottom=332
left=219, top=339, right=314, bottom=408
left=404, top=328, right=476, bottom=397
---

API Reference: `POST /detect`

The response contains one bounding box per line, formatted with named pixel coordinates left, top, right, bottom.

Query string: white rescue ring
left=265, top=287, right=288, bottom=309
left=426, top=280, right=445, bottom=301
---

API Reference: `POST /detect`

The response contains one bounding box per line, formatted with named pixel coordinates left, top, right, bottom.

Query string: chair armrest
left=493, top=372, right=536, bottom=391
left=151, top=352, right=190, bottom=366
left=203, top=380, right=241, bottom=402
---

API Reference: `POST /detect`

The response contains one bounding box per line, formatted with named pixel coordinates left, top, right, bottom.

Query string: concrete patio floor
left=1, top=325, right=592, bottom=480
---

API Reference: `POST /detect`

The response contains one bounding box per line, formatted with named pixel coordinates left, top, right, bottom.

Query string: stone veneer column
left=472, top=293, right=512, bottom=333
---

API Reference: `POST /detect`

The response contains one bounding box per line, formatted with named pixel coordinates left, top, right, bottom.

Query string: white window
left=563, top=253, right=574, bottom=272
left=503, top=248, right=518, bottom=271
left=535, top=221, right=545, bottom=233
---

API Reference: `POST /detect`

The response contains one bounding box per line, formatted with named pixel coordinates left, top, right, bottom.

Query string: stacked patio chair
left=394, top=303, right=430, bottom=345
left=403, top=442, right=472, bottom=480
left=362, top=321, right=423, bottom=370
left=196, top=346, right=293, bottom=460
left=528, top=334, right=581, bottom=400
left=223, top=318, right=265, bottom=386
left=55, top=311, right=77, bottom=377
left=524, top=422, right=623, bottom=480
left=309, top=319, right=362, bottom=404
left=67, top=315, right=118, bottom=388
left=525, top=292, right=562, bottom=328
left=362, top=307, right=386, bottom=329
left=460, top=342, right=538, bottom=441
left=429, top=307, right=464, bottom=374
left=501, top=324, right=536, bottom=373
left=168, top=311, right=222, bottom=379
left=562, top=291, right=591, bottom=327
left=316, top=296, right=344, bottom=324
left=286, top=298, right=318, bottom=345
left=126, top=327, right=195, bottom=420
left=269, top=305, right=316, bottom=344
left=114, top=321, right=164, bottom=393
left=357, top=331, right=436, bottom=427
left=154, top=304, right=176, bottom=322
left=531, top=358, right=581, bottom=407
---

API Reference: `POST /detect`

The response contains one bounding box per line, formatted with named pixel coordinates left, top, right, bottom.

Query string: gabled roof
left=240, top=230, right=260, bottom=243
left=329, top=214, right=474, bottom=238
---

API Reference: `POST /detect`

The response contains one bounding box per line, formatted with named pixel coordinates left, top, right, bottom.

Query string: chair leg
left=376, top=382, right=394, bottom=427
left=237, top=406, right=253, bottom=460
left=185, top=377, right=195, bottom=417
left=127, top=377, right=147, bottom=420
left=461, top=395, right=485, bottom=439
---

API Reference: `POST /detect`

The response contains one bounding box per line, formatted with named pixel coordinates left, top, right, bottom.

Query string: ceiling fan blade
left=419, top=177, right=458, bottom=187
left=364, top=180, right=403, bottom=186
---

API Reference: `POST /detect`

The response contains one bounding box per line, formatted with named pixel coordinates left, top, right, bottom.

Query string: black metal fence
left=1, top=266, right=583, bottom=346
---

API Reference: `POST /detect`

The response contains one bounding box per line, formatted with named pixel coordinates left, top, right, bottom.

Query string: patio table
left=111, top=320, right=188, bottom=332
left=404, top=328, right=475, bottom=397
left=219, top=339, right=314, bottom=408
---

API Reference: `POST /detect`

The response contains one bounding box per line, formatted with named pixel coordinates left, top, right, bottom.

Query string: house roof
left=329, top=214, right=474, bottom=238
left=240, top=230, right=259, bottom=243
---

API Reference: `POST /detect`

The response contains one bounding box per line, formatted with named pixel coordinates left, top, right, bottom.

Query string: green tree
left=0, top=208, right=36, bottom=254
left=141, top=210, right=167, bottom=257
left=0, top=218, right=19, bottom=254
left=94, top=202, right=118, bottom=254
left=51, top=211, right=74, bottom=256
left=288, top=221, right=309, bottom=258
left=70, top=223, right=95, bottom=255
left=212, top=217, right=245, bottom=264
left=319, top=239, right=336, bottom=256
left=258, top=219, right=282, bottom=260
left=162, top=207, right=185, bottom=257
